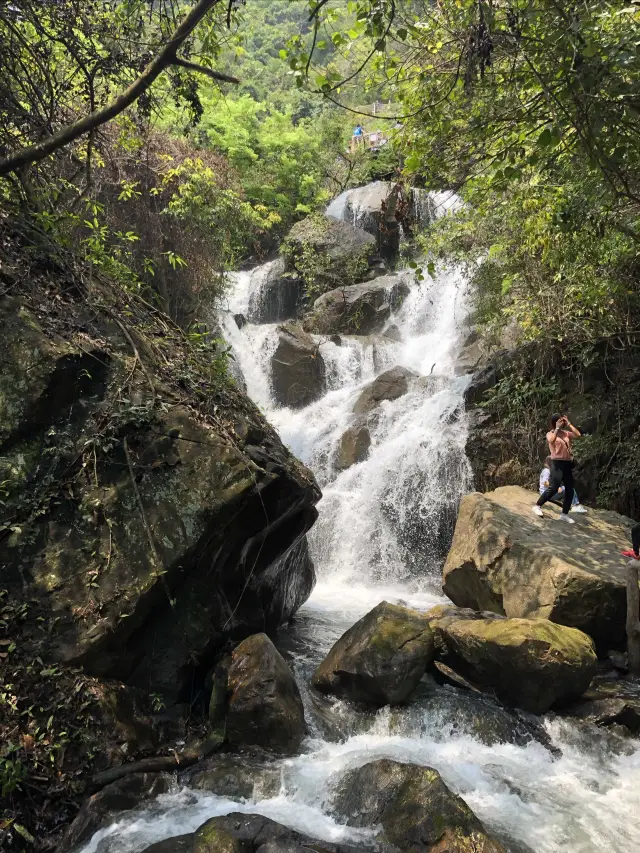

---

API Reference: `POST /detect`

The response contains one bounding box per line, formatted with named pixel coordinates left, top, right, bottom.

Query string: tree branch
left=0, top=0, right=228, bottom=178
left=171, top=55, right=239, bottom=83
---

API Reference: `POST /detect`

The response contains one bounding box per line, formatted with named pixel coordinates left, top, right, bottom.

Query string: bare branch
left=171, top=55, right=240, bottom=83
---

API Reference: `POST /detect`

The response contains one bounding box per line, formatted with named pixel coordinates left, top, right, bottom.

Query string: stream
left=80, top=198, right=640, bottom=853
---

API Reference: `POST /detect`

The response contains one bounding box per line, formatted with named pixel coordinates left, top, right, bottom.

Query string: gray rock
left=331, top=759, right=507, bottom=853
left=249, top=258, right=302, bottom=323
left=426, top=604, right=597, bottom=715
left=443, top=486, right=634, bottom=651
left=305, top=275, right=409, bottom=336
left=184, top=754, right=282, bottom=800
left=222, top=633, right=306, bottom=754
left=335, top=420, right=371, bottom=471
left=59, top=773, right=173, bottom=851
left=312, top=601, right=434, bottom=706
left=271, top=322, right=326, bottom=408
left=353, top=366, right=416, bottom=414
left=383, top=324, right=402, bottom=342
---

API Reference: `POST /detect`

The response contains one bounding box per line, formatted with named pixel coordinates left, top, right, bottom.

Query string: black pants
left=537, top=459, right=574, bottom=514
left=633, top=523, right=640, bottom=557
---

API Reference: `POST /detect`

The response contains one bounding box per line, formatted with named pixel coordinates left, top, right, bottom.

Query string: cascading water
left=80, top=197, right=640, bottom=853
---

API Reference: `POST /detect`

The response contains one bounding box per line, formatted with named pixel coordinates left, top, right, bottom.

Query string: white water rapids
left=81, top=204, right=640, bottom=853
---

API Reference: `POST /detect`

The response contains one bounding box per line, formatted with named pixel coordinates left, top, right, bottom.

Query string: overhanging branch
left=0, top=0, right=235, bottom=178
left=171, top=55, right=240, bottom=84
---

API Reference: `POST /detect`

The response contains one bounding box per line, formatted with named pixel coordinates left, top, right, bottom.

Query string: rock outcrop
left=282, top=214, right=377, bottom=298
left=183, top=754, right=282, bottom=800
left=0, top=298, right=321, bottom=703
left=331, top=759, right=506, bottom=853
left=427, top=605, right=597, bottom=714
left=312, top=601, right=434, bottom=706
left=334, top=420, right=371, bottom=471
left=353, top=365, right=416, bottom=415
left=214, top=633, right=306, bottom=754
left=271, top=322, right=326, bottom=408
left=443, top=486, right=634, bottom=650
left=304, top=274, right=409, bottom=335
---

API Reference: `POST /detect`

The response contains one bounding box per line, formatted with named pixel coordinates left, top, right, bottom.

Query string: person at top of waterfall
left=532, top=413, right=582, bottom=523
left=539, top=456, right=587, bottom=514
left=353, top=124, right=364, bottom=137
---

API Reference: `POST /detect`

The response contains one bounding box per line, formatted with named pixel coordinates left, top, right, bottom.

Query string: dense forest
left=2, top=1, right=640, bottom=850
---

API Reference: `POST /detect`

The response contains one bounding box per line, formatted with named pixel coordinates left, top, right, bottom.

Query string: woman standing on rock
left=532, top=413, right=582, bottom=524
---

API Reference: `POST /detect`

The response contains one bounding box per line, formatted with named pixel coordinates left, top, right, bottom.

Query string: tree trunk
left=626, top=559, right=640, bottom=675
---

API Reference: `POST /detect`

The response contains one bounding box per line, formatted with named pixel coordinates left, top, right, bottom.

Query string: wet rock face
left=353, top=365, right=416, bottom=414
left=183, top=754, right=282, bottom=800
left=335, top=420, right=371, bottom=471
left=442, top=486, right=633, bottom=651
left=427, top=605, right=597, bottom=715
left=312, top=601, right=434, bottom=706
left=271, top=322, right=326, bottom=408
left=331, top=758, right=507, bottom=853
left=141, top=813, right=362, bottom=853
left=217, top=633, right=306, bottom=754
left=248, top=258, right=303, bottom=324
left=1, top=304, right=321, bottom=702
left=304, top=275, right=409, bottom=336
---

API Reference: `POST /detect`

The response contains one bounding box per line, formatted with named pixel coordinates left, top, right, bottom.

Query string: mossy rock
left=427, top=604, right=597, bottom=714
left=312, top=601, right=434, bottom=706
left=331, top=758, right=506, bottom=853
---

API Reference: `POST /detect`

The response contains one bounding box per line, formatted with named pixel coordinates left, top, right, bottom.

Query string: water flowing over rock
left=304, top=274, right=410, bottom=335
left=427, top=605, right=597, bottom=714
left=271, top=322, right=326, bottom=408
left=312, top=601, right=434, bottom=706
left=442, top=486, right=634, bottom=650
left=353, top=365, right=416, bottom=414
left=1, top=302, right=321, bottom=702
left=334, top=420, right=371, bottom=471
left=248, top=258, right=302, bottom=324
left=216, top=633, right=306, bottom=754
left=330, top=759, right=507, bottom=853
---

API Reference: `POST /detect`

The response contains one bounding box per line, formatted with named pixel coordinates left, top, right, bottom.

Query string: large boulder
left=442, top=486, right=634, bottom=650
left=353, top=366, right=416, bottom=415
left=0, top=299, right=321, bottom=703
left=312, top=601, right=434, bottom=706
left=142, top=814, right=361, bottom=853
left=271, top=322, right=326, bottom=408
left=304, top=275, right=410, bottom=336
left=334, top=420, right=371, bottom=471
left=331, top=759, right=506, bottom=853
left=427, top=605, right=597, bottom=714
left=215, top=633, right=306, bottom=754
left=183, top=754, right=281, bottom=800
left=282, top=214, right=377, bottom=300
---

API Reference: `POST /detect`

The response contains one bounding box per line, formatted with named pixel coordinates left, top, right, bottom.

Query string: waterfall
left=79, top=200, right=640, bottom=853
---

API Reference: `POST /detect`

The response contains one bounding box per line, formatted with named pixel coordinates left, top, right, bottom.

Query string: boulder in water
left=233, top=313, right=247, bottom=330
left=157, top=814, right=361, bottom=853
left=353, top=365, right=416, bottom=414
left=331, top=758, right=507, bottom=853
left=271, top=322, right=326, bottom=408
left=304, top=274, right=409, bottom=336
left=427, top=605, right=597, bottom=714
left=442, top=486, right=634, bottom=650
left=282, top=214, right=377, bottom=299
left=218, top=633, right=306, bottom=754
left=312, top=601, right=434, bottom=706
left=335, top=420, right=371, bottom=471
left=183, top=754, right=281, bottom=800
